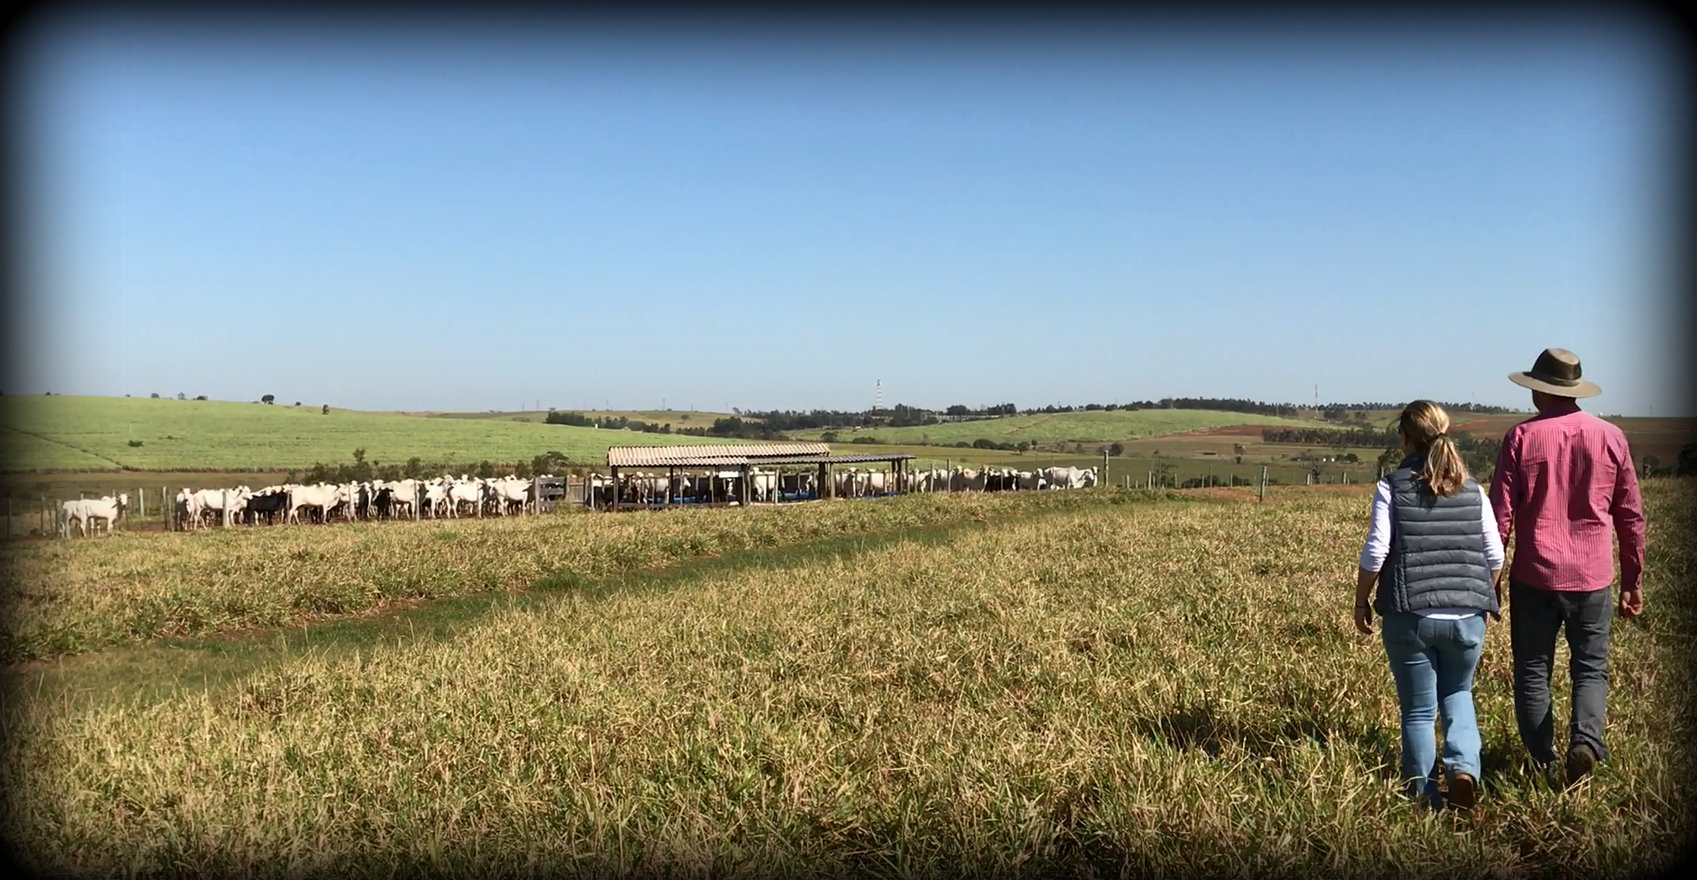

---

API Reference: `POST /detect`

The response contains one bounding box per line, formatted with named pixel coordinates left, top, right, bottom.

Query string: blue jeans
left=1381, top=612, right=1486, bottom=803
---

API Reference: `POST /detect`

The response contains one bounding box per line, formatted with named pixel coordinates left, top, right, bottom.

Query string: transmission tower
left=874, top=379, right=882, bottom=414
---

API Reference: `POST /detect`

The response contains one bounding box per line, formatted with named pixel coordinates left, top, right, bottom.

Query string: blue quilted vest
left=1374, top=454, right=1498, bottom=616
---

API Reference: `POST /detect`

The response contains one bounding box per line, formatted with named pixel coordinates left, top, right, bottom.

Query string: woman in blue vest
left=1354, top=400, right=1504, bottom=811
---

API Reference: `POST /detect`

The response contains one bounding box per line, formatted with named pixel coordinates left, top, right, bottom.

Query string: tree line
left=288, top=448, right=580, bottom=485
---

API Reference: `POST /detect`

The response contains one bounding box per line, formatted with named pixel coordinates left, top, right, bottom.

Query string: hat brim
left=1508, top=371, right=1601, bottom=398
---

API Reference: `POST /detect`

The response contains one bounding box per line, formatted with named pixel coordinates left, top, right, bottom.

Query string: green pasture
left=424, top=409, right=740, bottom=427
left=797, top=409, right=1317, bottom=447
left=1, top=482, right=1690, bottom=878
left=0, top=396, right=743, bottom=472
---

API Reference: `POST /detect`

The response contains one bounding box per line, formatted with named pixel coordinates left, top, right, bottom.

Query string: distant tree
left=177, top=392, right=186, bottom=400
left=476, top=460, right=495, bottom=479
left=513, top=459, right=532, bottom=479
left=194, top=395, right=208, bottom=400
left=262, top=394, right=275, bottom=405
left=1678, top=443, right=1697, bottom=477
left=321, top=404, right=329, bottom=414
left=151, top=393, right=160, bottom=399
left=820, top=431, right=839, bottom=443
left=1641, top=454, right=1661, bottom=477
left=294, top=401, right=302, bottom=407
left=350, top=448, right=372, bottom=482
left=1108, top=442, right=1125, bottom=457
left=404, top=456, right=426, bottom=479
left=1017, top=440, right=1031, bottom=454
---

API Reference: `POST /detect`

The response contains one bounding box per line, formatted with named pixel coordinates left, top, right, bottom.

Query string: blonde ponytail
left=1397, top=400, right=1469, bottom=496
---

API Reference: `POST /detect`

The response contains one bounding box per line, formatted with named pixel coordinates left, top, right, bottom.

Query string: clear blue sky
left=9, top=8, right=1689, bottom=416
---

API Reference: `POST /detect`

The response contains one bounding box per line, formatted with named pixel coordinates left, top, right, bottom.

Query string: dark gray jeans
left=1510, top=580, right=1613, bottom=763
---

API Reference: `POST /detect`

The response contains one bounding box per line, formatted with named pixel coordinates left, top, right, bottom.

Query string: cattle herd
left=52, top=464, right=1103, bottom=537
left=597, top=464, right=1101, bottom=506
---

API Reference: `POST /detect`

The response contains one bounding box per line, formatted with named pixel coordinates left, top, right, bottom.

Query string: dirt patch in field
left=1004, top=416, right=1053, bottom=436
left=1184, top=425, right=1277, bottom=437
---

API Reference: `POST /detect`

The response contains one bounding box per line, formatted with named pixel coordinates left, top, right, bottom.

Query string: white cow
left=286, top=483, right=343, bottom=525
left=487, top=477, right=532, bottom=514
left=951, top=467, right=988, bottom=492
left=446, top=480, right=483, bottom=517
left=60, top=494, right=126, bottom=537
left=175, top=488, right=204, bottom=530
left=82, top=493, right=128, bottom=535
left=59, top=499, right=96, bottom=537
left=1041, top=466, right=1099, bottom=490
left=423, top=482, right=451, bottom=517
left=380, top=479, right=420, bottom=518
left=191, top=487, right=250, bottom=528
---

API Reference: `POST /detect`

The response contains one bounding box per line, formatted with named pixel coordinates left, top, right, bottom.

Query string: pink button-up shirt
left=1488, top=400, right=1644, bottom=592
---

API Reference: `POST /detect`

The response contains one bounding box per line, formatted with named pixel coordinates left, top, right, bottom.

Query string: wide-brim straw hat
left=1508, top=347, right=1601, bottom=398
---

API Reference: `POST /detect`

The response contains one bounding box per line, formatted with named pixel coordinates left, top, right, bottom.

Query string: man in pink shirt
left=1489, top=347, right=1645, bottom=788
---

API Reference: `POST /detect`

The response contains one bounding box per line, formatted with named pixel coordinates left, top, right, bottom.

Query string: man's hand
left=1355, top=603, right=1375, bottom=635
left=1618, top=587, right=1644, bottom=619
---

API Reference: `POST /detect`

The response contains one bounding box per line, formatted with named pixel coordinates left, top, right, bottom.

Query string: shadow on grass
left=1134, top=700, right=1401, bottom=778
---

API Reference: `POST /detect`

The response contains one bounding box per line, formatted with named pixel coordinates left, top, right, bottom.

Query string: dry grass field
left=1, top=480, right=1691, bottom=878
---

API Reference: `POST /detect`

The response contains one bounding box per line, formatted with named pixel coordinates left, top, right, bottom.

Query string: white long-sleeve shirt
left=1359, top=478, right=1505, bottom=619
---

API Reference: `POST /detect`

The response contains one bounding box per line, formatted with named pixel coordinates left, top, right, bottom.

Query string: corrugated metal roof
left=819, top=453, right=919, bottom=464
left=607, top=442, right=831, bottom=469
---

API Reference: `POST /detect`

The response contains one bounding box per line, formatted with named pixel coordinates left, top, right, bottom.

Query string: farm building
left=600, top=442, right=915, bottom=510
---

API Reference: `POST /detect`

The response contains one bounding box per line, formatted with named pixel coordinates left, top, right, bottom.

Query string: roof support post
left=611, top=467, right=620, bottom=511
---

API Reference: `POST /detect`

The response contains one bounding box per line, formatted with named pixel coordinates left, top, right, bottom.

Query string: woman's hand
left=1354, top=568, right=1378, bottom=635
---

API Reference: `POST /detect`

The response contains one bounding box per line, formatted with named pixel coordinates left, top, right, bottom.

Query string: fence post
left=40, top=497, right=46, bottom=536
left=222, top=490, right=229, bottom=528
left=6, top=497, right=10, bottom=540
left=1260, top=466, right=1268, bottom=502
